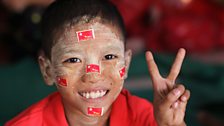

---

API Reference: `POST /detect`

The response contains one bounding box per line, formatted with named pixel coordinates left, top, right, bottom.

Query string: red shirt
left=5, top=89, right=157, bottom=126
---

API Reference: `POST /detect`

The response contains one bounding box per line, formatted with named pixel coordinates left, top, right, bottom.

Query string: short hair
left=41, top=0, right=126, bottom=58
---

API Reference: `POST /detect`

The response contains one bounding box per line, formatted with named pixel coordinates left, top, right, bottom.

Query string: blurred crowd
left=115, top=0, right=224, bottom=51
left=0, top=0, right=224, bottom=125
left=0, top=0, right=53, bottom=65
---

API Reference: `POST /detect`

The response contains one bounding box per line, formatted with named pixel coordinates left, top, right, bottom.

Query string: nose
left=81, top=72, right=102, bottom=83
left=81, top=63, right=102, bottom=83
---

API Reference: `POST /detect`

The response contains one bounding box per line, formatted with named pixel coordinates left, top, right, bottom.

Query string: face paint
left=50, top=20, right=128, bottom=119
left=119, top=67, right=126, bottom=78
left=87, top=107, right=103, bottom=116
left=86, top=64, right=100, bottom=73
left=56, top=76, right=68, bottom=86
left=76, top=29, right=95, bottom=42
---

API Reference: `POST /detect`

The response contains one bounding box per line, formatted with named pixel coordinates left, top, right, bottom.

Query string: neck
left=64, top=104, right=111, bottom=126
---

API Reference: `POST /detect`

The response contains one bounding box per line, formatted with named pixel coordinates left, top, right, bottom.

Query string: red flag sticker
left=56, top=76, right=67, bottom=86
left=86, top=64, right=100, bottom=73
left=87, top=107, right=103, bottom=116
left=76, top=29, right=95, bottom=42
left=119, top=67, right=126, bottom=78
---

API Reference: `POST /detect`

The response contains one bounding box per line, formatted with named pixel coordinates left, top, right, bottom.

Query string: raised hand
left=146, top=48, right=190, bottom=126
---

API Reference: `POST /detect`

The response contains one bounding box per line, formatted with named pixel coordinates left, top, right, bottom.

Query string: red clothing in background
left=112, top=0, right=224, bottom=53
left=5, top=89, right=157, bottom=126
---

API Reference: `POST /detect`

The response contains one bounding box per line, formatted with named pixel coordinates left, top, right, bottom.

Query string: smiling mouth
left=79, top=90, right=109, bottom=99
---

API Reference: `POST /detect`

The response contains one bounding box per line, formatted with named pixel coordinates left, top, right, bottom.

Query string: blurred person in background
left=112, top=0, right=224, bottom=56
left=0, top=0, right=54, bottom=65
left=2, top=0, right=53, bottom=13
left=0, top=0, right=54, bottom=124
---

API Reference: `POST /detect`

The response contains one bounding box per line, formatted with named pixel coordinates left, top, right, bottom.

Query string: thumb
left=162, top=85, right=185, bottom=108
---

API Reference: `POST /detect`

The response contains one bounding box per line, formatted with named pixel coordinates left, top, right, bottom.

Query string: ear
left=38, top=50, right=55, bottom=86
left=124, top=49, right=132, bottom=79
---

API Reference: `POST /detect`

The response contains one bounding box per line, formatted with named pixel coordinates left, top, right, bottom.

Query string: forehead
left=52, top=21, right=124, bottom=54
left=61, top=17, right=123, bottom=41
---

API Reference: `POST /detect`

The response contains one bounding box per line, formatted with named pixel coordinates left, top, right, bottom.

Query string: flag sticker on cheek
left=76, top=29, right=95, bottom=42
left=56, top=76, right=67, bottom=86
left=87, top=107, right=103, bottom=116
left=119, top=67, right=126, bottom=78
left=86, top=64, right=100, bottom=73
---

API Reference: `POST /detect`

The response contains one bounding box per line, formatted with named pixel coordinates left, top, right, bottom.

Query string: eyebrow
left=63, top=48, right=83, bottom=54
left=53, top=45, right=83, bottom=59
left=58, top=43, right=83, bottom=53
left=102, top=44, right=124, bottom=52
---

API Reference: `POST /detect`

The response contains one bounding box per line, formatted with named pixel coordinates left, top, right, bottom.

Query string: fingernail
left=173, top=89, right=180, bottom=96
left=173, top=102, right=178, bottom=108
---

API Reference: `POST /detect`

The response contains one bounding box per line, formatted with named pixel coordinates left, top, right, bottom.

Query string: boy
left=5, top=0, right=190, bottom=126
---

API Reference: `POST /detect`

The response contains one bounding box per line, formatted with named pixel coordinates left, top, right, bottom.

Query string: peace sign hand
left=146, top=48, right=190, bottom=126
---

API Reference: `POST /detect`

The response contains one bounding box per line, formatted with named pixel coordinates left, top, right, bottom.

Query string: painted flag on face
left=87, top=107, right=103, bottom=116
left=86, top=64, right=100, bottom=73
left=56, top=76, right=67, bottom=86
left=76, top=29, right=95, bottom=42
left=119, top=67, right=126, bottom=78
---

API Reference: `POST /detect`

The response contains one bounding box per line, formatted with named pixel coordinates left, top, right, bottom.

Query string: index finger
left=167, top=48, right=186, bottom=82
left=145, top=51, right=162, bottom=82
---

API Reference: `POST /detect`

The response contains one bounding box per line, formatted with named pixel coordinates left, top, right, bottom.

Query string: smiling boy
left=5, top=0, right=190, bottom=126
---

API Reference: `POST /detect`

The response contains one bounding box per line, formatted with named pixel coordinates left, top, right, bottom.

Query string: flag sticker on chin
left=86, top=64, right=100, bottom=73
left=76, top=29, right=95, bottom=42
left=56, top=76, right=67, bottom=86
left=119, top=67, right=126, bottom=78
left=87, top=107, right=103, bottom=116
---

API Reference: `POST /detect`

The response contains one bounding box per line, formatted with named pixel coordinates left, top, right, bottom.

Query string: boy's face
left=39, top=21, right=132, bottom=117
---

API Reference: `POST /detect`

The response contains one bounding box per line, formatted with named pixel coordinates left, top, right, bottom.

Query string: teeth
left=86, top=93, right=90, bottom=99
left=80, top=90, right=107, bottom=99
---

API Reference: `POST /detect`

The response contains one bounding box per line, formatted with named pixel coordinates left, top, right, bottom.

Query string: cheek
left=53, top=65, right=85, bottom=87
left=101, top=60, right=125, bottom=84
left=101, top=61, right=125, bottom=101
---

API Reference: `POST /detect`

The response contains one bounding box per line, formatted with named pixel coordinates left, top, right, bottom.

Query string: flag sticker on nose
left=87, top=107, right=103, bottom=116
left=56, top=76, right=67, bottom=86
left=76, top=29, right=95, bottom=42
left=86, top=64, right=100, bottom=73
left=119, top=67, right=126, bottom=78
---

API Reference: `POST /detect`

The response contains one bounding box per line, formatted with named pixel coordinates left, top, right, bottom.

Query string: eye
left=104, top=54, right=117, bottom=60
left=63, top=58, right=81, bottom=63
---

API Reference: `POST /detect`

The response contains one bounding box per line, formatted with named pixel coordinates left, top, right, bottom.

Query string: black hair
left=41, top=0, right=126, bottom=58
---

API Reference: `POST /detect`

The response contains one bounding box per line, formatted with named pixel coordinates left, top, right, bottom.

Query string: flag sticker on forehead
left=76, top=29, right=95, bottom=42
